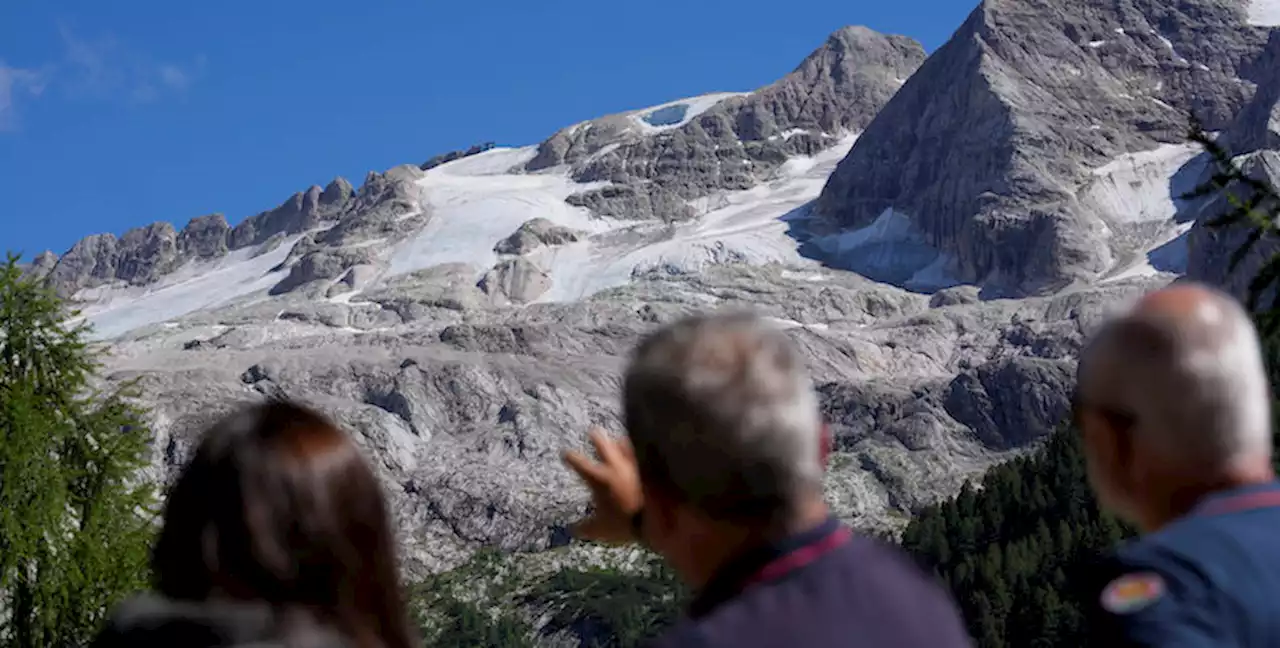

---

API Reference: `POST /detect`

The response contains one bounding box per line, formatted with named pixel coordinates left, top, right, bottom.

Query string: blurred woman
left=91, top=400, right=417, bottom=648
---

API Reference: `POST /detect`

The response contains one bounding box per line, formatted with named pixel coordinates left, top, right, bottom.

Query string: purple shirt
left=650, top=517, right=974, bottom=648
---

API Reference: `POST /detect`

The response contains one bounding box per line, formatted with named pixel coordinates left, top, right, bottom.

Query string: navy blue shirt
left=649, top=517, right=973, bottom=648
left=1087, top=481, right=1280, bottom=647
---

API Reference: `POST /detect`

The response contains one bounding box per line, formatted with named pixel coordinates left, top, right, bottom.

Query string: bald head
left=1078, top=282, right=1272, bottom=467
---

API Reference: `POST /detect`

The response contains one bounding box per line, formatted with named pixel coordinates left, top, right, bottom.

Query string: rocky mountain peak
left=807, top=24, right=923, bottom=84
left=813, top=0, right=1270, bottom=296
left=524, top=26, right=925, bottom=223
left=45, top=173, right=360, bottom=297
left=47, top=223, right=184, bottom=295
left=321, top=177, right=355, bottom=206
left=177, top=214, right=231, bottom=262
left=733, top=25, right=924, bottom=141
left=229, top=183, right=347, bottom=250
left=20, top=250, right=59, bottom=281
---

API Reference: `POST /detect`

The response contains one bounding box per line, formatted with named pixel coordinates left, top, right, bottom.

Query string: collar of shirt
left=687, top=516, right=845, bottom=620
left=1191, top=479, right=1280, bottom=518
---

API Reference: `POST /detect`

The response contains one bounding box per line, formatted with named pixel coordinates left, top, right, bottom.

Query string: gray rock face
left=1228, top=31, right=1280, bottom=154
left=116, top=223, right=181, bottom=285
left=22, top=251, right=58, bottom=281
left=527, top=26, right=926, bottom=222
left=327, top=265, right=379, bottom=298
left=1187, top=31, right=1280, bottom=307
left=319, top=167, right=425, bottom=248
left=49, top=234, right=120, bottom=294
left=815, top=0, right=1269, bottom=296
left=495, top=219, right=582, bottom=255
left=43, top=167, right=417, bottom=302
left=100, top=264, right=1161, bottom=572
left=421, top=143, right=498, bottom=172
left=177, top=214, right=231, bottom=261
left=48, top=223, right=182, bottom=294
left=360, top=265, right=492, bottom=319
left=944, top=356, right=1075, bottom=449
left=231, top=179, right=354, bottom=249
left=321, top=177, right=355, bottom=208
left=1186, top=151, right=1280, bottom=308
left=478, top=258, right=553, bottom=304
left=45, top=176, right=357, bottom=297
left=271, top=248, right=380, bottom=296
left=262, top=166, right=431, bottom=297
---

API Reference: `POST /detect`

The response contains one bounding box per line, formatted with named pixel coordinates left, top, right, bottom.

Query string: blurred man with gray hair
left=563, top=311, right=971, bottom=648
left=1075, top=282, right=1280, bottom=646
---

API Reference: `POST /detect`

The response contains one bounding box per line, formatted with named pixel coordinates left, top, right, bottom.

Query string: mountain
left=23, top=1, right=1278, bottom=592
left=813, top=0, right=1272, bottom=296
left=1187, top=28, right=1280, bottom=304
left=523, top=26, right=927, bottom=222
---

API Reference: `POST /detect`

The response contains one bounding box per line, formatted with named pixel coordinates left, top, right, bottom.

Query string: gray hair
left=622, top=311, right=823, bottom=523
left=1078, top=285, right=1272, bottom=466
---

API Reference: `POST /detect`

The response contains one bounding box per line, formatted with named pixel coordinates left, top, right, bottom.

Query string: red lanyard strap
left=745, top=526, right=853, bottom=588
left=1195, top=489, right=1280, bottom=517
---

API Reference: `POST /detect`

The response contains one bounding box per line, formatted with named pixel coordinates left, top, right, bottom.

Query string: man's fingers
left=562, top=449, right=610, bottom=485
left=589, top=427, right=631, bottom=468
left=617, top=436, right=636, bottom=462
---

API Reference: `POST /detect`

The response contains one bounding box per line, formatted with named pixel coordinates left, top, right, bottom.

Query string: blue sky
left=0, top=0, right=973, bottom=258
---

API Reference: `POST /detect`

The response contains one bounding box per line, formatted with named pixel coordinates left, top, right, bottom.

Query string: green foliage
left=412, top=548, right=686, bottom=648
left=901, top=429, right=1132, bottom=648
left=426, top=597, right=536, bottom=648
left=412, top=547, right=540, bottom=648
left=0, top=254, right=157, bottom=648
left=523, top=557, right=686, bottom=648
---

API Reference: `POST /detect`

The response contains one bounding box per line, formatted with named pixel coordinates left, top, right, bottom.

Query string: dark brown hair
left=152, top=400, right=416, bottom=648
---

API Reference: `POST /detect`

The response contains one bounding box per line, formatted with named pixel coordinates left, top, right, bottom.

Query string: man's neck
left=1140, top=461, right=1276, bottom=532
left=684, top=497, right=831, bottom=590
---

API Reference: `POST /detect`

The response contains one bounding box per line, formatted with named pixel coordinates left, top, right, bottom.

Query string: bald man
left=1075, top=281, right=1280, bottom=646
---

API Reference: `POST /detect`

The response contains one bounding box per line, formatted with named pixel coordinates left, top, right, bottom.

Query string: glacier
left=75, top=112, right=1205, bottom=340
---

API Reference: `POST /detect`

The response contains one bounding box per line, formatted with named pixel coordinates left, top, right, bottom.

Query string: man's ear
left=819, top=422, right=833, bottom=469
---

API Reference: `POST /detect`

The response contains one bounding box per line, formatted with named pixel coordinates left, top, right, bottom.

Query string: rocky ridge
left=525, top=26, right=927, bottom=222
left=815, top=0, right=1272, bottom=296
left=40, top=174, right=364, bottom=297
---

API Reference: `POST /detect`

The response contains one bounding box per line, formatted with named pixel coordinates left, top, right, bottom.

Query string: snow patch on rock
left=1083, top=143, right=1204, bottom=224
left=1248, top=0, right=1280, bottom=26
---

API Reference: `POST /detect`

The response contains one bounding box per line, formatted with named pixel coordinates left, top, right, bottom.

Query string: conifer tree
left=0, top=254, right=156, bottom=647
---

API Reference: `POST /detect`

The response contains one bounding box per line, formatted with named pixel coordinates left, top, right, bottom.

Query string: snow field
left=1248, top=0, right=1280, bottom=25
left=81, top=234, right=305, bottom=340
left=1082, top=143, right=1204, bottom=224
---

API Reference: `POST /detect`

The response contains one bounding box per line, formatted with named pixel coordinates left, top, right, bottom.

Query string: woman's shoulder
left=91, top=593, right=354, bottom=648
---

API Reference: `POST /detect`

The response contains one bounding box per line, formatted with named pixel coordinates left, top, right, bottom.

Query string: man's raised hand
left=561, top=427, right=644, bottom=545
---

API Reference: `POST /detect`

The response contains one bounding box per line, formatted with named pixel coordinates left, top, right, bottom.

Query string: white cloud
left=0, top=62, right=49, bottom=132
left=158, top=64, right=189, bottom=91
left=58, top=23, right=198, bottom=104
left=0, top=23, right=203, bottom=134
